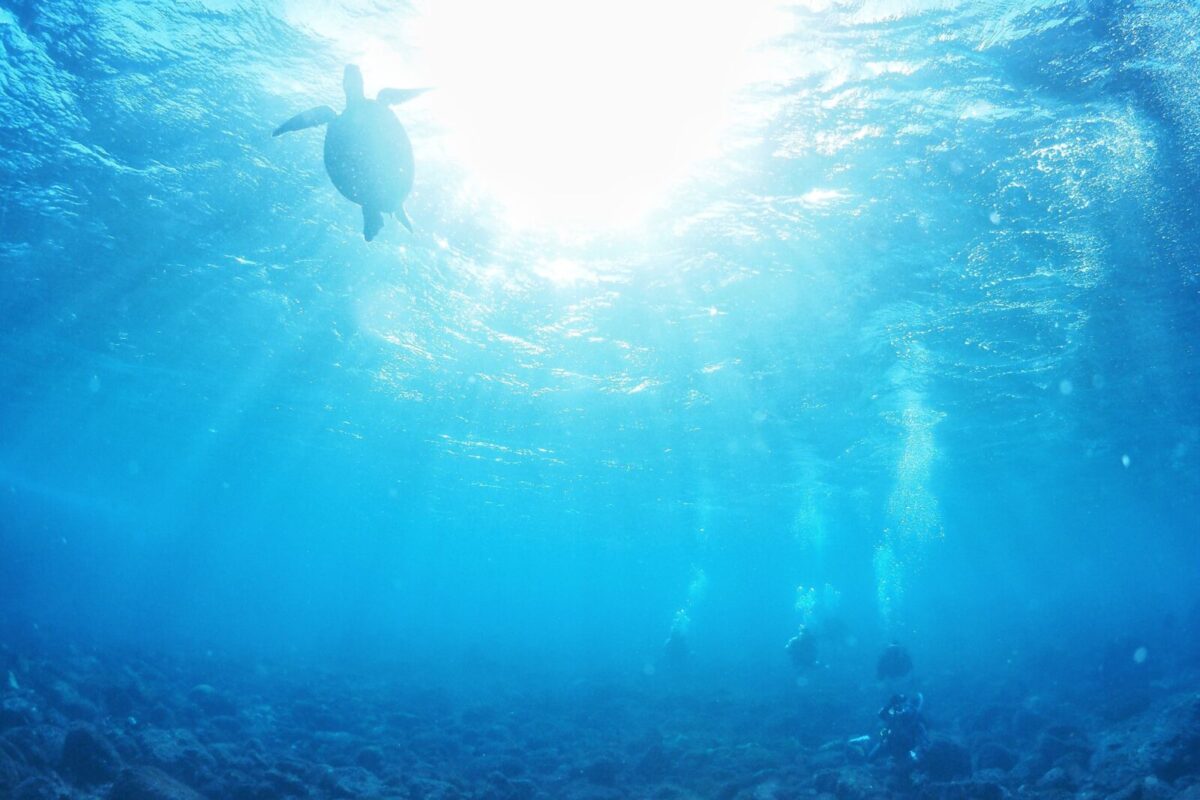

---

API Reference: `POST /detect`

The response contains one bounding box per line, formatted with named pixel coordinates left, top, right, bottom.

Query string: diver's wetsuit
left=866, top=693, right=928, bottom=765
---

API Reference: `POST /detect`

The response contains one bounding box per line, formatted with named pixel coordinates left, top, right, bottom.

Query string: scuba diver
left=785, top=625, right=819, bottom=671
left=849, top=693, right=928, bottom=768
left=660, top=609, right=692, bottom=670
left=876, top=642, right=914, bottom=681
left=662, top=626, right=689, bottom=667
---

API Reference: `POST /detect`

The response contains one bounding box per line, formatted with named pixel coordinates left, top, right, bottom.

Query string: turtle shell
left=323, top=101, right=414, bottom=212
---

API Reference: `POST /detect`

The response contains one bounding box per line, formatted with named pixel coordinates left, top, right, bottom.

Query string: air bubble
left=1133, top=646, right=1148, bottom=664
left=1059, top=379, right=1073, bottom=395
left=1121, top=454, right=1131, bottom=468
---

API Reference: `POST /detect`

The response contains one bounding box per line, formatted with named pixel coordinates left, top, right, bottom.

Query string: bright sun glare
left=385, top=0, right=780, bottom=232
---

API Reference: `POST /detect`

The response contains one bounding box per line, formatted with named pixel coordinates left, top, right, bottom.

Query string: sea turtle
left=273, top=64, right=427, bottom=241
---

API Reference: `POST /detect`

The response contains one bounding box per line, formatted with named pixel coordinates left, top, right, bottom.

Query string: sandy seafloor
left=3, top=631, right=1199, bottom=800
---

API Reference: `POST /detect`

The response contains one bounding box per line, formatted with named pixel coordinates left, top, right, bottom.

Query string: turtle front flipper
left=272, top=106, right=336, bottom=137
left=377, top=88, right=430, bottom=106
left=363, top=206, right=385, bottom=241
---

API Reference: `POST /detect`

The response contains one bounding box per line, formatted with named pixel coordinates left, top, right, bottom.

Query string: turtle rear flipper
left=363, top=206, right=385, bottom=241
left=394, top=206, right=414, bottom=233
left=272, top=106, right=336, bottom=137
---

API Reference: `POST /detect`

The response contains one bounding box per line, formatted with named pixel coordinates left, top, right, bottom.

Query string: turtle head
left=343, top=64, right=365, bottom=104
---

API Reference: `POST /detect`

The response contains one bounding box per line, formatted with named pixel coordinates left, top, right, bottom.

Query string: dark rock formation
left=1147, top=695, right=1200, bottom=781
left=60, top=724, right=122, bottom=785
left=976, top=741, right=1018, bottom=772
left=921, top=738, right=972, bottom=781
left=109, top=766, right=207, bottom=800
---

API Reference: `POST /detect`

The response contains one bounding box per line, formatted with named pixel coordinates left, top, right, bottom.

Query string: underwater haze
left=2, top=2, right=1199, bottom=799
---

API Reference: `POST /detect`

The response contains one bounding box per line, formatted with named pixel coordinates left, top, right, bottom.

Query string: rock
left=495, top=755, right=526, bottom=778
left=810, top=743, right=849, bottom=770
left=504, top=778, right=537, bottom=800
left=972, top=768, right=1009, bottom=786
left=4, top=724, right=65, bottom=768
left=47, top=680, right=99, bottom=720
left=145, top=704, right=175, bottom=728
left=103, top=685, right=137, bottom=717
left=965, top=706, right=1008, bottom=736
left=12, top=775, right=73, bottom=800
left=813, top=771, right=838, bottom=794
left=1101, top=689, right=1151, bottom=722
left=481, top=772, right=537, bottom=800
left=205, top=714, right=241, bottom=736
left=355, top=745, right=384, bottom=772
left=716, top=779, right=745, bottom=800
left=406, top=778, right=463, bottom=800
left=206, top=740, right=263, bottom=771
left=385, top=711, right=421, bottom=730
left=109, top=766, right=207, bottom=800
left=136, top=727, right=216, bottom=785
left=0, top=697, right=41, bottom=730
left=1037, top=766, right=1072, bottom=790
left=1106, top=776, right=1173, bottom=800
left=60, top=724, right=122, bottom=785
left=920, top=738, right=972, bottom=782
left=1173, top=783, right=1200, bottom=800
left=561, top=789, right=624, bottom=800
left=214, top=769, right=279, bottom=800
left=0, top=745, right=27, bottom=790
left=581, top=756, right=622, bottom=786
left=186, top=686, right=236, bottom=718
left=652, top=785, right=699, bottom=800
left=1089, top=734, right=1139, bottom=793
left=919, top=780, right=1005, bottom=800
left=975, top=742, right=1017, bottom=772
left=830, top=767, right=878, bottom=800
left=637, top=743, right=674, bottom=780
left=1010, top=708, right=1048, bottom=739
left=319, top=765, right=386, bottom=798
left=264, top=768, right=307, bottom=797
left=1036, top=725, right=1090, bottom=767
left=1147, top=695, right=1200, bottom=781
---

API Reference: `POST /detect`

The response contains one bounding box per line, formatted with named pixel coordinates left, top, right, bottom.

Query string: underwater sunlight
left=361, top=0, right=784, bottom=231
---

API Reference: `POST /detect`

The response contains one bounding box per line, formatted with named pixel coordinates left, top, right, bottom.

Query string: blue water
left=1, top=0, right=1198, bottom=685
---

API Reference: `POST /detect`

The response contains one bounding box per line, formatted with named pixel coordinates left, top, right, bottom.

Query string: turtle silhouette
left=274, top=65, right=427, bottom=241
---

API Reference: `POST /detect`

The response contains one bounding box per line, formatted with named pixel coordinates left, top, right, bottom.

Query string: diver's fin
left=363, top=206, right=385, bottom=241
left=376, top=88, right=430, bottom=106
left=272, top=106, right=336, bottom=137
left=394, top=206, right=414, bottom=233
